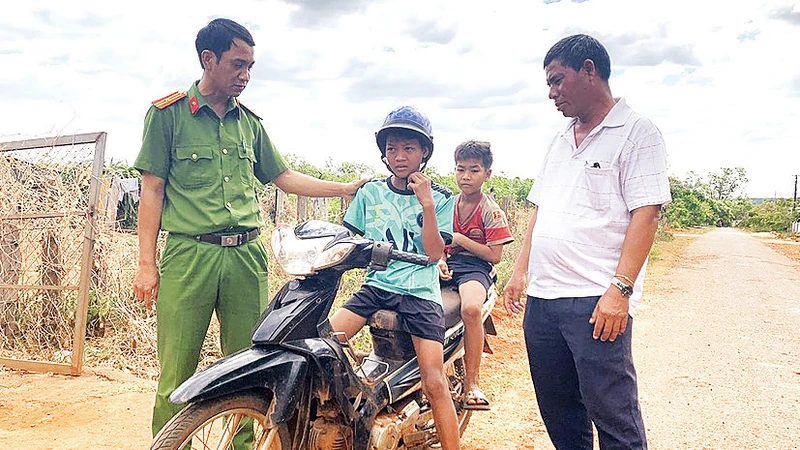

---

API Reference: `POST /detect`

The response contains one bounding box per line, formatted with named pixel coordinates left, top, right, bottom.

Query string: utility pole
left=794, top=174, right=799, bottom=218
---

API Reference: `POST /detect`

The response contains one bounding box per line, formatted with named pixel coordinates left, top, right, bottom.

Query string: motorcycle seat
left=368, top=288, right=464, bottom=332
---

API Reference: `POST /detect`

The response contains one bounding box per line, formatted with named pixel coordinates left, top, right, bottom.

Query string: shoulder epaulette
left=152, top=91, right=187, bottom=110
left=237, top=101, right=262, bottom=120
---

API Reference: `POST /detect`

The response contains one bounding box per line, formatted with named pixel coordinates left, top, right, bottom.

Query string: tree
left=708, top=167, right=749, bottom=200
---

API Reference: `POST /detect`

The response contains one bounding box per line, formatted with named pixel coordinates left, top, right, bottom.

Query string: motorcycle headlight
left=270, top=225, right=334, bottom=276
left=311, top=242, right=356, bottom=272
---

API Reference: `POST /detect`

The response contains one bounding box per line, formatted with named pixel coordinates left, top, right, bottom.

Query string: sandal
left=463, top=388, right=491, bottom=411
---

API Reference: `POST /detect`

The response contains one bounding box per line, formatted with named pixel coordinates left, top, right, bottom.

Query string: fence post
left=273, top=189, right=285, bottom=225
left=297, top=196, right=308, bottom=222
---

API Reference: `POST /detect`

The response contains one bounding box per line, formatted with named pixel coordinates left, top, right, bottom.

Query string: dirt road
left=633, top=228, right=800, bottom=449
left=1, top=228, right=799, bottom=449
left=462, top=228, right=800, bottom=450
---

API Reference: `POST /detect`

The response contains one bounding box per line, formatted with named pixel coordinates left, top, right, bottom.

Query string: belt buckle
left=221, top=235, right=240, bottom=247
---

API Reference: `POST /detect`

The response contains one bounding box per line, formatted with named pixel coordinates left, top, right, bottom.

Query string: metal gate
left=0, top=132, right=106, bottom=375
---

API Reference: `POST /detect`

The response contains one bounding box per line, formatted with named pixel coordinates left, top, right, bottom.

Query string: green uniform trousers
left=152, top=233, right=269, bottom=436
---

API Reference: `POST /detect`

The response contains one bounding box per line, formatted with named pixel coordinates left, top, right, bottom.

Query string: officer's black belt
left=185, top=228, right=260, bottom=247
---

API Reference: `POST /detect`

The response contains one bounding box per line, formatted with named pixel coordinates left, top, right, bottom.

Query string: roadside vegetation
left=6, top=158, right=798, bottom=377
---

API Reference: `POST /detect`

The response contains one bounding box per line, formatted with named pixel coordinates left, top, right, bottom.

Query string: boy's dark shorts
left=343, top=284, right=445, bottom=344
left=444, top=254, right=495, bottom=291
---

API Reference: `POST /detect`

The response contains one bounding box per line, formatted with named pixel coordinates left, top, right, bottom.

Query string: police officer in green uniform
left=132, top=18, right=366, bottom=437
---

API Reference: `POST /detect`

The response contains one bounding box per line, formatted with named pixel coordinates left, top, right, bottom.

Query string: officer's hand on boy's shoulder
left=342, top=176, right=372, bottom=201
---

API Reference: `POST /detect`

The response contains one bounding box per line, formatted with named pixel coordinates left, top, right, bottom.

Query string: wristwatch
left=610, top=278, right=633, bottom=297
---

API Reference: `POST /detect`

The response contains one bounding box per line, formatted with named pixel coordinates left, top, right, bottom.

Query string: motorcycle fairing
left=253, top=276, right=339, bottom=343
left=169, top=347, right=308, bottom=424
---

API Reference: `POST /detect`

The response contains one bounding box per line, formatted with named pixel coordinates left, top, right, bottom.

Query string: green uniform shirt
left=134, top=82, right=288, bottom=235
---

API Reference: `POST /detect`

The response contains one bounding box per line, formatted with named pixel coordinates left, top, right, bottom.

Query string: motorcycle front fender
left=169, top=347, right=307, bottom=424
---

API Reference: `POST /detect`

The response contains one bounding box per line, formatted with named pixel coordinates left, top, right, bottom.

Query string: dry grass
left=1, top=143, right=97, bottom=361
left=750, top=230, right=800, bottom=263
left=3, top=186, right=696, bottom=380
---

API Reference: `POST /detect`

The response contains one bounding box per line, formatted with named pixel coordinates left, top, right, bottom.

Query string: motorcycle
left=150, top=220, right=497, bottom=450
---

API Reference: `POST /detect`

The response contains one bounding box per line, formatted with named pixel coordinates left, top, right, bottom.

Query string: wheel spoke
left=151, top=394, right=286, bottom=450
left=215, top=412, right=244, bottom=450
left=197, top=423, right=214, bottom=450
left=254, top=427, right=279, bottom=450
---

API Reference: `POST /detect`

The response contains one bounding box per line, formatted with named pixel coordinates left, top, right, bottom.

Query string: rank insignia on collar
left=152, top=91, right=186, bottom=110
left=189, top=96, right=200, bottom=115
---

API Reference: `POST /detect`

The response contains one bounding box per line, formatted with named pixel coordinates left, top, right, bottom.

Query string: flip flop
left=463, top=388, right=491, bottom=411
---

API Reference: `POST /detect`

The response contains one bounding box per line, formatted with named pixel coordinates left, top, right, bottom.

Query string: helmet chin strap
left=382, top=157, right=429, bottom=190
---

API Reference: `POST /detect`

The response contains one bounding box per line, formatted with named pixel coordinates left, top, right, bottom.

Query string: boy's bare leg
left=412, top=336, right=461, bottom=450
left=459, top=280, right=487, bottom=392
left=328, top=308, right=368, bottom=342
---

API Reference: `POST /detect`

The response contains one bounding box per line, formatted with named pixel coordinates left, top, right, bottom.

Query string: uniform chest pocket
left=237, top=144, right=257, bottom=185
left=583, top=166, right=614, bottom=211
left=172, top=145, right=217, bottom=188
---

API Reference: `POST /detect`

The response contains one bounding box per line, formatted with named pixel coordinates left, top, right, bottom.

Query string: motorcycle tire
left=150, top=392, right=292, bottom=450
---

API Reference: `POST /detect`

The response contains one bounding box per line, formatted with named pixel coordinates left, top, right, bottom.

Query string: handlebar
left=370, top=241, right=431, bottom=271
left=389, top=248, right=432, bottom=266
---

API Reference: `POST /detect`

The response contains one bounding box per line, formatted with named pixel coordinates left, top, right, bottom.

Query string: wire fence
left=1, top=133, right=105, bottom=373
left=0, top=134, right=347, bottom=376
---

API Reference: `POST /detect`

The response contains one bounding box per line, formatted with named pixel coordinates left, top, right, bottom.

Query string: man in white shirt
left=504, top=34, right=670, bottom=450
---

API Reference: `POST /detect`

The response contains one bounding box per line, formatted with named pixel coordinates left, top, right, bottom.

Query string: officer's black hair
left=195, top=18, right=255, bottom=69
left=454, top=140, right=493, bottom=170
left=543, top=34, right=611, bottom=81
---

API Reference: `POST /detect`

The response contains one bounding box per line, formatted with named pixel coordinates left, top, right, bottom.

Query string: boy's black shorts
left=444, top=254, right=495, bottom=292
left=343, top=284, right=445, bottom=344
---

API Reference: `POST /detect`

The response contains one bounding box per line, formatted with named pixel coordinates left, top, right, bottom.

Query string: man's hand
left=437, top=259, right=452, bottom=280
left=133, top=263, right=160, bottom=310
left=406, top=172, right=434, bottom=207
left=342, top=176, right=371, bottom=201
left=589, top=287, right=629, bottom=342
left=450, top=232, right=465, bottom=248
left=503, top=270, right=526, bottom=316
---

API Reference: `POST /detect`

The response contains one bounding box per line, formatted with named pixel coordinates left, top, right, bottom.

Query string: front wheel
left=150, top=392, right=292, bottom=450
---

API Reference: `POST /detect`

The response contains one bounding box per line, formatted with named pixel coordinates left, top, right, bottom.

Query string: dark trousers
left=523, top=296, right=647, bottom=450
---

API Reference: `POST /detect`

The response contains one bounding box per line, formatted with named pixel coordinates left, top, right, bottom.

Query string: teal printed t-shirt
left=343, top=178, right=454, bottom=305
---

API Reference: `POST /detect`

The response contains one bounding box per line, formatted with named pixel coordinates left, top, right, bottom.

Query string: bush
left=740, top=199, right=795, bottom=232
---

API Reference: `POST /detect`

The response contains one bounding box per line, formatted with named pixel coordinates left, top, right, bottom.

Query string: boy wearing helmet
left=329, top=106, right=461, bottom=450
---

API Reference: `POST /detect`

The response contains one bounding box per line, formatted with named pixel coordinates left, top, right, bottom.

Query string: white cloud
left=1, top=0, right=798, bottom=198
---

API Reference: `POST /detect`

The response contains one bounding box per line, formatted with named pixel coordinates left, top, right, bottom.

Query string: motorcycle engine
left=370, top=400, right=428, bottom=450
left=308, top=417, right=352, bottom=450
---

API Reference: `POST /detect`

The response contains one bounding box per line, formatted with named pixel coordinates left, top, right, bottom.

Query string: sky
left=1, top=0, right=799, bottom=198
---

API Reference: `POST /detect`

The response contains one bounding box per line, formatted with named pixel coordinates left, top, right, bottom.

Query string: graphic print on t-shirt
left=343, top=178, right=454, bottom=304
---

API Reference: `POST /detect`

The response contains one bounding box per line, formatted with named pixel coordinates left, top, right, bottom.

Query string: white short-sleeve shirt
left=527, top=98, right=671, bottom=315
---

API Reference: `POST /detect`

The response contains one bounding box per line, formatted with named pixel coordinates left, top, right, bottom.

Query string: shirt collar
left=187, top=81, right=241, bottom=118
left=560, top=97, right=632, bottom=136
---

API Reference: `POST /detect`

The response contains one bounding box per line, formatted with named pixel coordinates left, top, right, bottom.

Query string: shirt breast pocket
left=238, top=143, right=257, bottom=185
left=172, top=145, right=216, bottom=188
left=583, top=166, right=614, bottom=211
